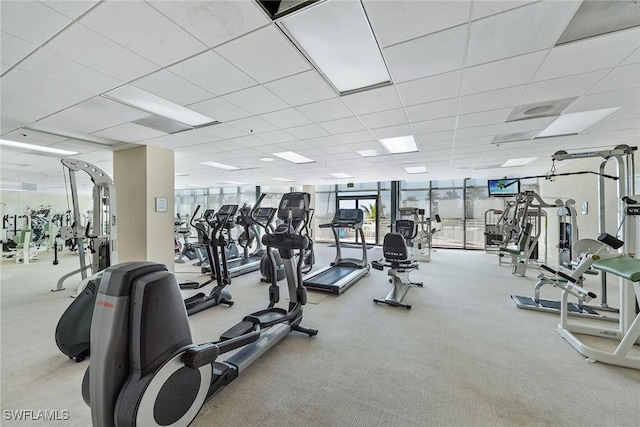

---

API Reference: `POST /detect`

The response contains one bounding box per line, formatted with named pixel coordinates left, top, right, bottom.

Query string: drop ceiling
left=1, top=0, right=639, bottom=193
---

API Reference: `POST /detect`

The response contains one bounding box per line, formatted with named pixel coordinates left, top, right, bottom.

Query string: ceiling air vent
left=556, top=0, right=640, bottom=46
left=506, top=97, right=577, bottom=122
left=133, top=115, right=194, bottom=134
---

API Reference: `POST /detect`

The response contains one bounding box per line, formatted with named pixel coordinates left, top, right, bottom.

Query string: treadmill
left=303, top=209, right=370, bottom=294
left=224, top=206, right=273, bottom=278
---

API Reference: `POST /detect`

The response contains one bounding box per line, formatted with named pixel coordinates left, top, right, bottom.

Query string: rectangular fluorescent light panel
left=201, top=161, right=240, bottom=171
left=329, top=173, right=353, bottom=178
left=272, top=177, right=294, bottom=182
left=405, top=166, right=427, bottom=174
left=280, top=0, right=391, bottom=93
left=357, top=149, right=385, bottom=158
left=103, top=86, right=216, bottom=127
left=273, top=151, right=314, bottom=164
left=225, top=181, right=246, bottom=185
left=0, top=138, right=78, bottom=155
left=535, top=107, right=621, bottom=138
left=501, top=157, right=537, bottom=167
left=379, top=135, right=418, bottom=154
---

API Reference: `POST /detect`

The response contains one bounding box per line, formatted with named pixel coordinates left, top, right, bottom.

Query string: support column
left=114, top=145, right=175, bottom=271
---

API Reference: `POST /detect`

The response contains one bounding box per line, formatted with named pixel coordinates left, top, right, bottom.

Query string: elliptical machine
left=82, top=192, right=317, bottom=426
left=180, top=205, right=237, bottom=315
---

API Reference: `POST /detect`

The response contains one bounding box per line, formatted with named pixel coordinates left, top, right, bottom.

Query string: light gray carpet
left=1, top=245, right=639, bottom=426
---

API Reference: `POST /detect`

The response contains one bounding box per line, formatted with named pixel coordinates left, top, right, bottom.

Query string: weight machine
left=51, top=158, right=117, bottom=292
left=398, top=207, right=441, bottom=262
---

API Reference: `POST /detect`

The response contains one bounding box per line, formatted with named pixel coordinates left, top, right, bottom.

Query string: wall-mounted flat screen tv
left=487, top=179, right=520, bottom=197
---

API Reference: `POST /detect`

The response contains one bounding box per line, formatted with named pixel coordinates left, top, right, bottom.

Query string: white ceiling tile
left=31, top=106, right=128, bottom=134
left=187, top=97, right=251, bottom=122
left=371, top=124, right=413, bottom=140
left=45, top=23, right=159, bottom=82
left=41, top=1, right=100, bottom=19
left=148, top=0, right=269, bottom=48
left=258, top=130, right=298, bottom=144
left=341, top=85, right=402, bottom=115
left=588, top=64, right=640, bottom=94
left=297, top=98, right=353, bottom=123
left=131, top=70, right=214, bottom=106
left=222, top=85, right=290, bottom=115
left=412, top=117, right=457, bottom=135
left=417, top=139, right=454, bottom=151
left=1, top=68, right=92, bottom=124
left=276, top=141, right=315, bottom=151
left=16, top=49, right=122, bottom=93
left=471, top=1, right=536, bottom=21
left=462, top=50, right=547, bottom=95
left=405, top=98, right=460, bottom=122
left=584, top=118, right=640, bottom=134
left=1, top=31, right=37, bottom=68
left=364, top=1, right=471, bottom=48
left=2, top=1, right=71, bottom=45
left=563, top=89, right=640, bottom=114
left=335, top=131, right=377, bottom=144
left=466, top=1, right=580, bottom=67
left=259, top=109, right=312, bottom=129
left=455, top=124, right=504, bottom=139
left=458, top=86, right=525, bottom=115
left=92, top=123, right=166, bottom=143
left=79, top=1, right=207, bottom=66
left=194, top=123, right=246, bottom=140
left=319, top=144, right=353, bottom=155
left=227, top=135, right=271, bottom=148
left=519, top=69, right=610, bottom=104
left=397, top=70, right=462, bottom=106
left=383, top=25, right=467, bottom=82
left=226, top=116, right=278, bottom=134
left=75, top=97, right=150, bottom=122
left=534, top=27, right=640, bottom=81
left=169, top=51, right=257, bottom=96
left=359, top=108, right=408, bottom=130
left=416, top=130, right=455, bottom=144
left=622, top=48, right=640, bottom=65
left=303, top=136, right=344, bottom=149
left=143, top=134, right=201, bottom=150
left=319, top=117, right=367, bottom=135
left=286, top=124, right=330, bottom=140
left=610, top=105, right=640, bottom=121
left=453, top=136, right=494, bottom=147
left=263, top=70, right=336, bottom=106
left=215, top=26, right=311, bottom=83
left=457, top=108, right=512, bottom=129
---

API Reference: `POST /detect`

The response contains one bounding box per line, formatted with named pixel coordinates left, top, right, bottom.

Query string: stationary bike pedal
left=220, top=320, right=254, bottom=341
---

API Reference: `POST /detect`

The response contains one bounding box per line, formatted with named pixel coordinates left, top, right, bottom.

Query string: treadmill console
left=332, top=209, right=363, bottom=227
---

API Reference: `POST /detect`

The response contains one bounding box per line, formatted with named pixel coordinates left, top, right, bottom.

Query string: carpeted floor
left=1, top=244, right=639, bottom=426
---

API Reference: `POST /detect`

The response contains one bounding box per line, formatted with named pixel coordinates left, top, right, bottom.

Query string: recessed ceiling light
left=260, top=157, right=275, bottom=162
left=0, top=188, right=27, bottom=192
left=273, top=151, right=314, bottom=164
left=225, top=181, right=246, bottom=185
left=102, top=85, right=216, bottom=127
left=175, top=172, right=189, bottom=176
left=379, top=135, right=418, bottom=154
left=329, top=173, right=353, bottom=178
left=188, top=184, right=205, bottom=187
left=501, top=157, right=538, bottom=167
left=279, top=0, right=391, bottom=94
left=535, top=107, right=621, bottom=138
left=357, top=149, right=385, bottom=157
left=201, top=161, right=241, bottom=171
left=272, top=177, right=295, bottom=182
left=405, top=166, right=427, bottom=174
left=0, top=138, right=79, bottom=156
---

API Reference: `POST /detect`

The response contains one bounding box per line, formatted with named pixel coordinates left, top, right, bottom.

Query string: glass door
left=338, top=197, right=378, bottom=245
